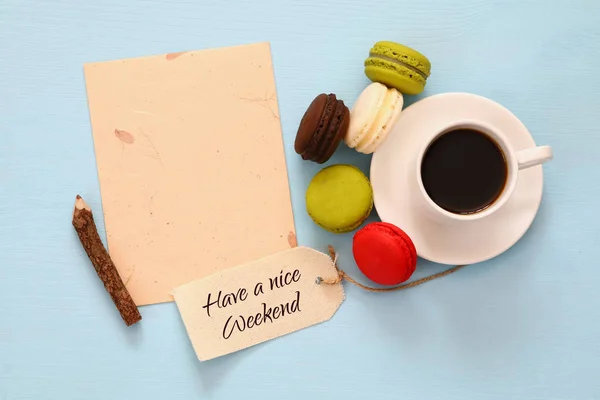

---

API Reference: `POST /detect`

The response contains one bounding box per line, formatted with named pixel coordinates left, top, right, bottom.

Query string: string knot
left=315, top=246, right=344, bottom=285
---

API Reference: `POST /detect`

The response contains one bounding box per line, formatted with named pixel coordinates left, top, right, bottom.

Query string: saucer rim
left=370, top=92, right=544, bottom=265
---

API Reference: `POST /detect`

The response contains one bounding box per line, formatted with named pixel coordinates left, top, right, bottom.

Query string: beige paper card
left=83, top=42, right=295, bottom=305
left=172, top=246, right=345, bottom=361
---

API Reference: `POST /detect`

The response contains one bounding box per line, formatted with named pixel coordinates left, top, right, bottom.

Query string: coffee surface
left=420, top=128, right=507, bottom=214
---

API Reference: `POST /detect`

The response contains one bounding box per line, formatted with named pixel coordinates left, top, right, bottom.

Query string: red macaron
left=352, top=222, right=417, bottom=285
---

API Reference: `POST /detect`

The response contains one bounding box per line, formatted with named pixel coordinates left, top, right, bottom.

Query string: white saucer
left=370, top=92, right=544, bottom=265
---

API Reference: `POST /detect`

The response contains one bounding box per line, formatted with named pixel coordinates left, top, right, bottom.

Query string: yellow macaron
left=306, top=164, right=373, bottom=233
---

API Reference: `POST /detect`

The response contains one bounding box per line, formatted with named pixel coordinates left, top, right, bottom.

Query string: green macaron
left=306, top=164, right=373, bottom=234
left=364, top=41, right=431, bottom=95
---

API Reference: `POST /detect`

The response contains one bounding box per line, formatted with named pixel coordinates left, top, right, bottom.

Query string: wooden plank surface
left=1, top=0, right=599, bottom=399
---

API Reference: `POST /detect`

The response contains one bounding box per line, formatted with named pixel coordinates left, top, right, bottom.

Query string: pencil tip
left=74, top=195, right=90, bottom=211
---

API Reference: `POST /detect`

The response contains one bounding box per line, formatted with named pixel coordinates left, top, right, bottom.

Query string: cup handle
left=516, top=145, right=553, bottom=170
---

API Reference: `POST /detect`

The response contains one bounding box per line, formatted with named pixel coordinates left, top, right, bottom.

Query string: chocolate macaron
left=294, top=93, right=350, bottom=163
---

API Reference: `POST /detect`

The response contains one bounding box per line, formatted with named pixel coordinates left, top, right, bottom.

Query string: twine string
left=316, top=245, right=466, bottom=292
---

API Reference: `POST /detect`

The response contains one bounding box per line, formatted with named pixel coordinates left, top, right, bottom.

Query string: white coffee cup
left=413, top=119, right=552, bottom=223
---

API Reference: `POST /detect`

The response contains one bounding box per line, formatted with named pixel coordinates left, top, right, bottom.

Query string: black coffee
left=420, top=128, right=507, bottom=214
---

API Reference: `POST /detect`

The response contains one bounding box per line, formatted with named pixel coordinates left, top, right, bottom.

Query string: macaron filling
left=305, top=94, right=337, bottom=158
left=346, top=85, right=386, bottom=148
left=355, top=88, right=402, bottom=152
left=319, top=100, right=348, bottom=159
left=373, top=224, right=417, bottom=279
left=369, top=43, right=431, bottom=77
left=367, top=53, right=428, bottom=80
left=365, top=58, right=427, bottom=85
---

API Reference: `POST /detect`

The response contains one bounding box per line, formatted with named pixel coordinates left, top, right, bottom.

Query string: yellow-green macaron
left=364, top=41, right=431, bottom=95
left=306, top=164, right=373, bottom=233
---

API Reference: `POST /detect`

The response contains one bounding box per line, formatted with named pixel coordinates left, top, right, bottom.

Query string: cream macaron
left=345, top=82, right=403, bottom=154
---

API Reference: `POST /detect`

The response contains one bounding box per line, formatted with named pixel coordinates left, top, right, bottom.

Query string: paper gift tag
left=172, top=246, right=345, bottom=361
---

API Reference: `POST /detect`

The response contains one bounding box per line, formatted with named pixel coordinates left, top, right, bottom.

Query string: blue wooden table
left=1, top=1, right=599, bottom=399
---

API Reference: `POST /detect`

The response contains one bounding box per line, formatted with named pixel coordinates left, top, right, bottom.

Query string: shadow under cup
left=417, top=123, right=515, bottom=221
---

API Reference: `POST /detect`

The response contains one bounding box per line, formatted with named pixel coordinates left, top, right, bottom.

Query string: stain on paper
left=166, top=51, right=188, bottom=61
left=288, top=231, right=298, bottom=248
left=114, top=129, right=135, bottom=144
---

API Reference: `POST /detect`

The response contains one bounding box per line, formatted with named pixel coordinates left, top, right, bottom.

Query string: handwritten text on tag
left=172, top=246, right=345, bottom=361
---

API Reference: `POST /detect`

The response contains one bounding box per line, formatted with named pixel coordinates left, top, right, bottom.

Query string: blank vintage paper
left=83, top=42, right=295, bottom=306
